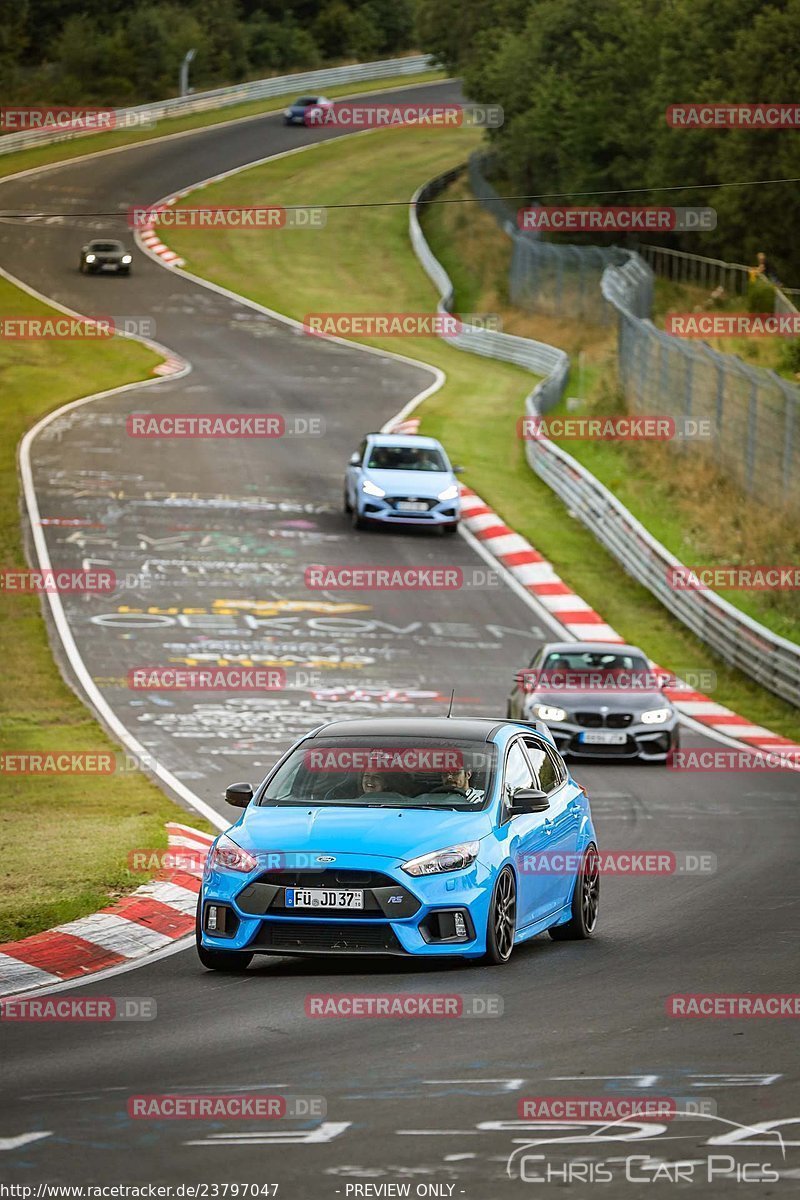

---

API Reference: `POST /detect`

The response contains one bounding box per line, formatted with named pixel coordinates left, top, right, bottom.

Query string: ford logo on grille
left=316, top=855, right=336, bottom=863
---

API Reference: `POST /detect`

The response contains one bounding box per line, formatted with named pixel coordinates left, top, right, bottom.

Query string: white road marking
left=0, top=1132, right=52, bottom=1151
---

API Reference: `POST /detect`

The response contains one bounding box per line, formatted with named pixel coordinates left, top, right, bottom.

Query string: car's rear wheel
left=483, top=866, right=516, bottom=964
left=195, top=903, right=253, bottom=973
left=549, top=843, right=599, bottom=940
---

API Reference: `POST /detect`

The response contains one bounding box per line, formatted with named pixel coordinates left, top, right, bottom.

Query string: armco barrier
left=0, top=55, right=436, bottom=156
left=410, top=167, right=569, bottom=415
left=410, top=167, right=800, bottom=708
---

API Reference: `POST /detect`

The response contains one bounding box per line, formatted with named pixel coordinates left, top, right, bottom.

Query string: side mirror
left=452, top=465, right=465, bottom=475
left=348, top=451, right=360, bottom=465
left=510, top=787, right=550, bottom=814
left=225, top=781, right=254, bottom=807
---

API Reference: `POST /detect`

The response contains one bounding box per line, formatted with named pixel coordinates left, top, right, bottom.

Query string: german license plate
left=580, top=730, right=627, bottom=745
left=397, top=501, right=428, bottom=512
left=285, top=888, right=364, bottom=909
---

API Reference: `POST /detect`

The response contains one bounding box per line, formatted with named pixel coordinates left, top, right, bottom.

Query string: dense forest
left=0, top=0, right=415, bottom=103
left=4, top=0, right=798, bottom=278
left=417, top=0, right=800, bottom=280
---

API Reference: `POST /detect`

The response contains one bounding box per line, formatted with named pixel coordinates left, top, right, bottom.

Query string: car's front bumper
left=85, top=259, right=126, bottom=271
left=357, top=495, right=460, bottom=528
left=543, top=717, right=680, bottom=761
left=198, top=854, right=492, bottom=958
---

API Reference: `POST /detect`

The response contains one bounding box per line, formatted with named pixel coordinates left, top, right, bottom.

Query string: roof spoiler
left=508, top=718, right=553, bottom=739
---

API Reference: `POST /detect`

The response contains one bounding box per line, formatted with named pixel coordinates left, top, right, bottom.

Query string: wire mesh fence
left=469, top=152, right=800, bottom=512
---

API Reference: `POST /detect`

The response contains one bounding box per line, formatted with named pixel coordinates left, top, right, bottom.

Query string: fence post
left=715, top=362, right=725, bottom=462
left=746, top=381, right=758, bottom=493
left=783, top=387, right=796, bottom=504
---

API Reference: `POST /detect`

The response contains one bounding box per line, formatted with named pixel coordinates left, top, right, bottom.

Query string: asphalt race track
left=1, top=81, right=799, bottom=1194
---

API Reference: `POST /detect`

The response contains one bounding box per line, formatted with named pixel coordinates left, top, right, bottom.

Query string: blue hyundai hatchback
left=196, top=717, right=599, bottom=971
left=343, top=433, right=462, bottom=532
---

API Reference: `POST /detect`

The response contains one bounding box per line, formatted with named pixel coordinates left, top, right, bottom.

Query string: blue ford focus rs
left=196, top=717, right=599, bottom=971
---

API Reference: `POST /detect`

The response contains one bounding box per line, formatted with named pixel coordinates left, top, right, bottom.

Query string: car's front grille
left=575, top=712, right=633, bottom=728
left=575, top=712, right=603, bottom=727
left=606, top=713, right=634, bottom=728
left=385, top=497, right=435, bottom=511
left=255, top=869, right=396, bottom=888
left=251, top=920, right=404, bottom=953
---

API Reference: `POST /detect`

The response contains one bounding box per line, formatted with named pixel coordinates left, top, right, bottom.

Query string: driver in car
left=360, top=769, right=390, bottom=794
left=437, top=765, right=484, bottom=804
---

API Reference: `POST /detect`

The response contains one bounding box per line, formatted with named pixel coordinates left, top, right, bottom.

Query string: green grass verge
left=166, top=125, right=798, bottom=739
left=0, top=69, right=445, bottom=181
left=0, top=277, right=215, bottom=942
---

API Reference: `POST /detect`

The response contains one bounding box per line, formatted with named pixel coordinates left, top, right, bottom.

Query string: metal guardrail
left=410, top=165, right=800, bottom=708
left=0, top=54, right=437, bottom=157
left=526, top=434, right=800, bottom=708
left=410, top=167, right=569, bottom=413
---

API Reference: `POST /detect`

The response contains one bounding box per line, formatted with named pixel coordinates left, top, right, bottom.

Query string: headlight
left=641, top=707, right=672, bottom=725
left=85, top=254, right=95, bottom=262
left=437, top=484, right=459, bottom=501
left=532, top=703, right=568, bottom=722
left=284, top=108, right=293, bottom=116
left=207, top=834, right=258, bottom=873
left=121, top=254, right=132, bottom=264
left=362, top=479, right=386, bottom=498
left=403, top=841, right=480, bottom=877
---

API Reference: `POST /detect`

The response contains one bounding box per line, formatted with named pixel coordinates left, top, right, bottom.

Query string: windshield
left=367, top=446, right=447, bottom=472
left=542, top=651, right=649, bottom=673
left=91, top=241, right=122, bottom=252
left=259, top=737, right=496, bottom=810
left=297, top=97, right=319, bottom=106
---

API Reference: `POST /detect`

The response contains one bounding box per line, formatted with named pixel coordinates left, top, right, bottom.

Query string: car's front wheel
left=483, top=866, right=516, bottom=964
left=549, top=843, right=599, bottom=940
left=195, top=903, right=253, bottom=973
left=351, top=505, right=366, bottom=530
